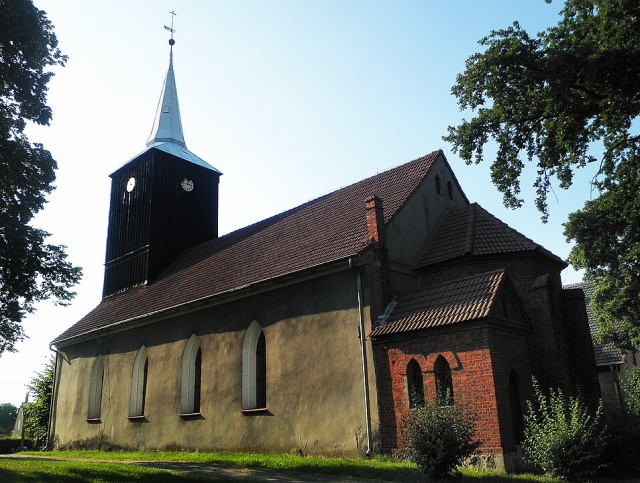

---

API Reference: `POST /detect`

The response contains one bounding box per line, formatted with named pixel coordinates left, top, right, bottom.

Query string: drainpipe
left=47, top=345, right=60, bottom=450
left=611, top=364, right=623, bottom=408
left=350, top=257, right=373, bottom=456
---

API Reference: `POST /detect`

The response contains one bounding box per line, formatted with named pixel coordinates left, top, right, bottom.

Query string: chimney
left=365, top=195, right=386, bottom=245
left=364, top=195, right=392, bottom=312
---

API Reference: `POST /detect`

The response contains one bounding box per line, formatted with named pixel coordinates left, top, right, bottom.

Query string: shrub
left=621, top=366, right=640, bottom=416
left=600, top=408, right=640, bottom=477
left=522, top=381, right=607, bottom=481
left=0, top=437, right=33, bottom=454
left=401, top=395, right=481, bottom=479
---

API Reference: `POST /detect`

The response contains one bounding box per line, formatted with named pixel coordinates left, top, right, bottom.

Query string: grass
left=2, top=450, right=560, bottom=482
left=0, top=456, right=216, bottom=482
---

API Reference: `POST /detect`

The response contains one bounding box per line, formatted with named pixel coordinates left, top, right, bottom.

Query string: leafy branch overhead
left=0, top=0, right=81, bottom=354
left=446, top=0, right=640, bottom=349
left=446, top=0, right=640, bottom=218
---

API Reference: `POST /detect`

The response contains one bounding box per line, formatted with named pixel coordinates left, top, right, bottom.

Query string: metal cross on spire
left=164, top=10, right=177, bottom=50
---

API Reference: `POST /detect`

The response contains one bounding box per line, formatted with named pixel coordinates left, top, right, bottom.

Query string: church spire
left=146, top=11, right=186, bottom=148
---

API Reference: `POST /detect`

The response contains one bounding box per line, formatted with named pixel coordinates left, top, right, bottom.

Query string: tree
left=445, top=0, right=640, bottom=348
left=23, top=356, right=54, bottom=449
left=0, top=402, right=18, bottom=436
left=0, top=0, right=81, bottom=354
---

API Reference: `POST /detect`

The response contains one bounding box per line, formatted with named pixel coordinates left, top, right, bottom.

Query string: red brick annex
left=369, top=205, right=599, bottom=466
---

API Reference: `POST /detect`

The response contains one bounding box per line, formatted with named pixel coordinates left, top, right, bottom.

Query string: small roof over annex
left=370, top=269, right=525, bottom=337
left=414, top=203, right=566, bottom=270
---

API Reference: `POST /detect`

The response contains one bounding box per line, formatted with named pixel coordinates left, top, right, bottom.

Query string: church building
left=49, top=40, right=599, bottom=471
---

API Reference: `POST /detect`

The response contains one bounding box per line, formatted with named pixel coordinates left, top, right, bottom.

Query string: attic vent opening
left=163, top=106, right=170, bottom=113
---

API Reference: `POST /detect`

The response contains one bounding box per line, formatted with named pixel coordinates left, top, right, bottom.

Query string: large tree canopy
left=445, top=0, right=640, bottom=348
left=0, top=0, right=81, bottom=354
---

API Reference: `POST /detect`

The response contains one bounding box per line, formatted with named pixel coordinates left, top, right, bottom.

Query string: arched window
left=88, top=356, right=104, bottom=420
left=434, top=355, right=453, bottom=405
left=509, top=370, right=524, bottom=443
left=406, top=359, right=424, bottom=408
left=447, top=181, right=454, bottom=200
left=435, top=175, right=442, bottom=195
left=242, top=321, right=267, bottom=410
left=129, top=346, right=148, bottom=417
left=180, top=335, right=202, bottom=414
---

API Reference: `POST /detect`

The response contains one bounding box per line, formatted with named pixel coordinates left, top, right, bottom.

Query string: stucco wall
left=52, top=268, right=379, bottom=456
left=386, top=155, right=468, bottom=273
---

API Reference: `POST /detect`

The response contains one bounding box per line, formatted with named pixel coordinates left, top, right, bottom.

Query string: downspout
left=350, top=257, right=373, bottom=456
left=47, top=345, right=60, bottom=450
left=611, top=364, right=623, bottom=408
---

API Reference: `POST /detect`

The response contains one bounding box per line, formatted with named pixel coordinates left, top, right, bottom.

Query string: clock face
left=126, top=177, right=136, bottom=192
left=181, top=178, right=194, bottom=192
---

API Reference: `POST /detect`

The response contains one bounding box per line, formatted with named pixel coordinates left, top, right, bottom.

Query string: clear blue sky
left=1, top=0, right=596, bottom=406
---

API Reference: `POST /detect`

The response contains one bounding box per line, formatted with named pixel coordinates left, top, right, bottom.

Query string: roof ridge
left=464, top=202, right=477, bottom=255
left=213, top=151, right=441, bottom=242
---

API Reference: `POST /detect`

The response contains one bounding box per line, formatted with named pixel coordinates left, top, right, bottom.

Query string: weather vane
left=164, top=10, right=177, bottom=49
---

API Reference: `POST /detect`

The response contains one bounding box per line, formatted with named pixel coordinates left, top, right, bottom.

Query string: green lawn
left=0, top=451, right=559, bottom=482
left=0, top=456, right=215, bottom=482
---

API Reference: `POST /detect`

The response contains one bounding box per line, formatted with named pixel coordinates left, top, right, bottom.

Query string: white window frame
left=242, top=320, right=264, bottom=410
left=180, top=334, right=201, bottom=414
left=87, top=356, right=104, bottom=420
left=129, top=345, right=148, bottom=417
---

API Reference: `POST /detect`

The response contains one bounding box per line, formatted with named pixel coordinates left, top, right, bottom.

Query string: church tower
left=103, top=33, right=221, bottom=298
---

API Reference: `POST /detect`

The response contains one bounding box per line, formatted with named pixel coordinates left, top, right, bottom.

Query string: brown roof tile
left=370, top=269, right=505, bottom=337
left=414, top=203, right=565, bottom=269
left=53, top=151, right=442, bottom=345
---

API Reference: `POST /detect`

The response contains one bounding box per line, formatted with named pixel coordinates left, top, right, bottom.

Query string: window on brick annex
left=509, top=369, right=524, bottom=443
left=434, top=355, right=453, bottom=405
left=435, top=175, right=442, bottom=195
left=447, top=181, right=454, bottom=200
left=406, top=359, right=425, bottom=408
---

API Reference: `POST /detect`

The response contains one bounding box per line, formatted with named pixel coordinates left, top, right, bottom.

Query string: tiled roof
left=564, top=281, right=623, bottom=366
left=414, top=203, right=565, bottom=269
left=53, top=151, right=442, bottom=345
left=370, top=269, right=505, bottom=337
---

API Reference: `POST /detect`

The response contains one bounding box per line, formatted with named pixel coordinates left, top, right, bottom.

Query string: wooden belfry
left=103, top=15, right=221, bottom=297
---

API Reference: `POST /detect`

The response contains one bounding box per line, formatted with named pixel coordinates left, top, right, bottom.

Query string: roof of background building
left=564, top=281, right=623, bottom=366
left=370, top=269, right=507, bottom=337
left=53, top=151, right=443, bottom=345
left=414, top=203, right=565, bottom=269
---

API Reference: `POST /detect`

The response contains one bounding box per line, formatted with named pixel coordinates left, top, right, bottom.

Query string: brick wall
left=372, top=322, right=529, bottom=457
left=419, top=256, right=598, bottom=399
